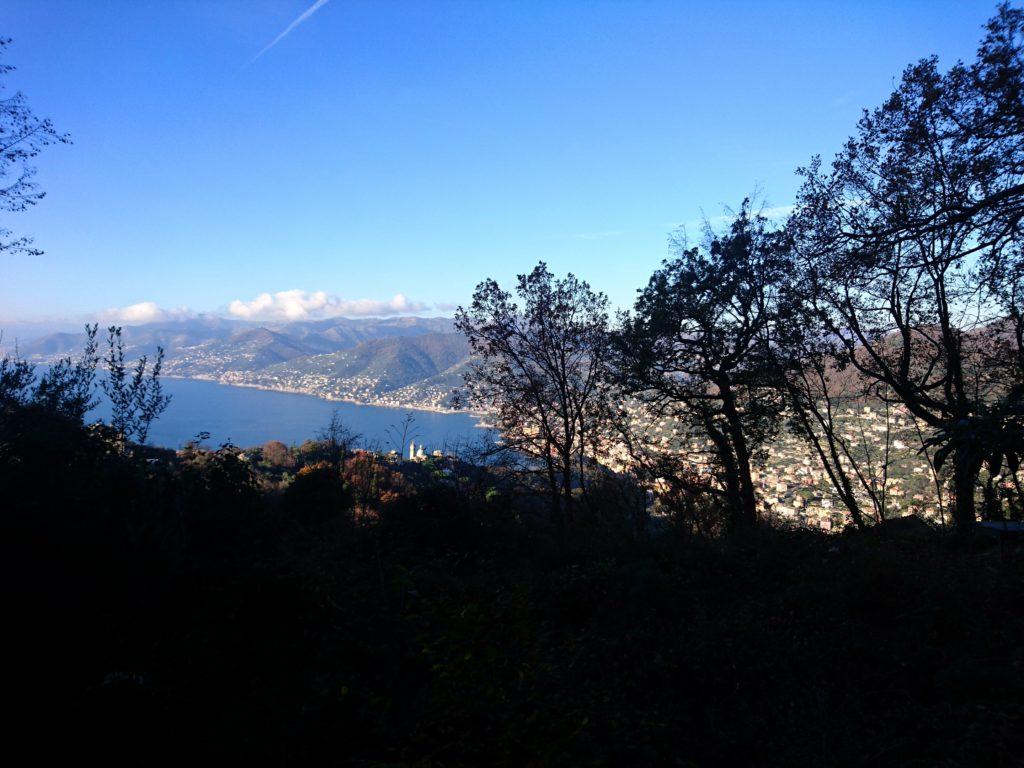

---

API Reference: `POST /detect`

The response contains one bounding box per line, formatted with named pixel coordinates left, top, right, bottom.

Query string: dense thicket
left=3, top=396, right=1023, bottom=766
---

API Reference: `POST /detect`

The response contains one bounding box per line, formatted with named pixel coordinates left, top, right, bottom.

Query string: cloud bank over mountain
left=74, top=292, right=454, bottom=328
left=227, top=290, right=429, bottom=321
left=97, top=302, right=196, bottom=324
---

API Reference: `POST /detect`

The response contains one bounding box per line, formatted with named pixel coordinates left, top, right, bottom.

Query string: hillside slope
left=266, top=332, right=470, bottom=392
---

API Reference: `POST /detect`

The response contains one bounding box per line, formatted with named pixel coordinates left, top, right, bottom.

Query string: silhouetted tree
left=616, top=203, right=786, bottom=530
left=0, top=345, right=34, bottom=409
left=790, top=4, right=1024, bottom=534
left=455, top=262, right=616, bottom=535
left=0, top=38, right=70, bottom=255
left=0, top=324, right=99, bottom=421
left=318, top=409, right=360, bottom=472
left=33, top=324, right=100, bottom=421
left=102, top=326, right=170, bottom=450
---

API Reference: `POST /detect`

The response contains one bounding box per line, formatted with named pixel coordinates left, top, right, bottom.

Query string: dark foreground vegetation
left=4, top=401, right=1024, bottom=766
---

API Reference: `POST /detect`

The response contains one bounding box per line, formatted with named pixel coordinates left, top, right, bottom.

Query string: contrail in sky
left=251, top=0, right=332, bottom=63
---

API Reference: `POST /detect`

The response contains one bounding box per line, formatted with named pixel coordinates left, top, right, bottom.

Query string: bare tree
left=318, top=408, right=360, bottom=472
left=455, top=262, right=616, bottom=537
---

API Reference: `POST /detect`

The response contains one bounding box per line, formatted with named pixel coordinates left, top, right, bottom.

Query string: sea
left=90, top=377, right=486, bottom=452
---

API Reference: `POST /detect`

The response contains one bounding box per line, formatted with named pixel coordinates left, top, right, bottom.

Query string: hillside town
left=203, top=368, right=463, bottom=413
left=619, top=400, right=963, bottom=532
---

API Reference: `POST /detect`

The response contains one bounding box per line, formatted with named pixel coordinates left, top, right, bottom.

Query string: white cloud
left=87, top=291, right=430, bottom=326
left=97, top=302, right=195, bottom=325
left=228, top=290, right=428, bottom=320
left=252, top=0, right=331, bottom=63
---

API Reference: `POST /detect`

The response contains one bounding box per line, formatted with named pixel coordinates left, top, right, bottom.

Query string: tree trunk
left=719, top=385, right=757, bottom=529
left=706, top=422, right=744, bottom=528
left=561, top=448, right=574, bottom=525
left=734, top=448, right=758, bottom=529
left=546, top=458, right=563, bottom=537
left=789, top=401, right=867, bottom=530
left=952, top=454, right=978, bottom=536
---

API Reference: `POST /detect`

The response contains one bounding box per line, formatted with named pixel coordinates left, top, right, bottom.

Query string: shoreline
left=163, top=375, right=489, bottom=421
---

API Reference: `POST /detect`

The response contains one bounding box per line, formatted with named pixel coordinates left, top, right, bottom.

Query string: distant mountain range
left=18, top=316, right=471, bottom=410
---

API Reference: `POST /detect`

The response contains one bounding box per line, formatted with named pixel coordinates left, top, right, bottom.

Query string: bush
left=283, top=460, right=353, bottom=526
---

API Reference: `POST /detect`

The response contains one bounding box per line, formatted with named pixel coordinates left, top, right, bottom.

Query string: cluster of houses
left=615, top=400, right=961, bottom=531
left=215, top=368, right=460, bottom=412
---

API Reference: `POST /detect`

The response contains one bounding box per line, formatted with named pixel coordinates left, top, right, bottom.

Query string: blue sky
left=1, top=0, right=1000, bottom=327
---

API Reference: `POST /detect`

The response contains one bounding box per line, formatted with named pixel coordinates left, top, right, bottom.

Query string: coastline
left=162, top=375, right=489, bottom=421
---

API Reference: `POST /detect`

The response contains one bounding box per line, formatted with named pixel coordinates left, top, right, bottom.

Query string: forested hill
left=264, top=332, right=470, bottom=391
